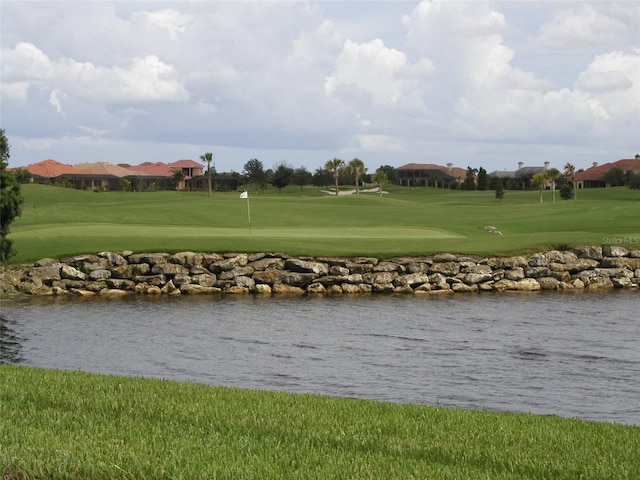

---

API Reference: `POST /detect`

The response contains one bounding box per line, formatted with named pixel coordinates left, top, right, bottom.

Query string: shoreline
left=2, top=245, right=639, bottom=298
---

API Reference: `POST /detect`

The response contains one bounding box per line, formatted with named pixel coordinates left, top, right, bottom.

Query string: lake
left=1, top=290, right=639, bottom=425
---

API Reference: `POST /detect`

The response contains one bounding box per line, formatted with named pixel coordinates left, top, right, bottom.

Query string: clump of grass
left=2, top=365, right=639, bottom=479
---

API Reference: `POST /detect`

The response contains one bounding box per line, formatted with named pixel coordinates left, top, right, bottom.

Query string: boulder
left=248, top=257, right=285, bottom=271
left=538, top=277, right=560, bottom=290
left=575, top=246, right=602, bottom=260
left=451, top=282, right=478, bottom=293
left=429, top=262, right=460, bottom=277
left=271, top=283, right=305, bottom=295
left=254, top=283, right=272, bottom=295
left=61, top=265, right=86, bottom=281
left=151, top=263, right=189, bottom=275
left=504, top=268, right=525, bottom=281
left=394, top=273, right=430, bottom=287
left=602, top=246, right=629, bottom=257
left=128, top=253, right=170, bottom=265
left=528, top=253, right=548, bottom=267
left=89, top=269, right=111, bottom=281
left=98, top=251, right=127, bottom=266
left=285, top=258, right=329, bottom=275
left=306, top=283, right=327, bottom=294
left=516, top=278, right=541, bottom=291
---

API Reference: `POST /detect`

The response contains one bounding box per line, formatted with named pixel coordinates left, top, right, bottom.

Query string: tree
left=476, top=167, right=488, bottom=191
left=200, top=152, right=214, bottom=197
left=560, top=183, right=573, bottom=200
left=243, top=158, right=265, bottom=193
left=1, top=129, right=24, bottom=262
left=324, top=158, right=345, bottom=195
left=171, top=169, right=185, bottom=190
left=346, top=158, right=367, bottom=194
left=531, top=173, right=547, bottom=203
left=13, top=168, right=32, bottom=184
left=462, top=167, right=477, bottom=190
left=627, top=173, right=640, bottom=190
left=495, top=182, right=505, bottom=201
left=545, top=168, right=562, bottom=202
left=371, top=170, right=388, bottom=197
left=292, top=167, right=312, bottom=192
left=602, top=167, right=627, bottom=187
left=564, top=163, right=577, bottom=200
left=376, top=165, right=398, bottom=184
left=271, top=162, right=293, bottom=193
left=312, top=168, right=332, bottom=188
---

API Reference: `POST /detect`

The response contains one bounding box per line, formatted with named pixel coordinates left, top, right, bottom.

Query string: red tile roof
left=170, top=159, right=202, bottom=168
left=576, top=159, right=640, bottom=181
left=24, top=159, right=83, bottom=178
left=74, top=162, right=146, bottom=177
left=397, top=163, right=467, bottom=178
left=126, top=162, right=173, bottom=177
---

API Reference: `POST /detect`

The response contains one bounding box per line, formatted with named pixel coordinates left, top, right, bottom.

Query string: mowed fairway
left=8, top=184, right=639, bottom=263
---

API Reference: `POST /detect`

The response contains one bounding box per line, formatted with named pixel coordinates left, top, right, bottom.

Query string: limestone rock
left=61, top=265, right=86, bottom=281
left=516, top=278, right=540, bottom=291
left=285, top=258, right=329, bottom=275
left=603, top=246, right=629, bottom=257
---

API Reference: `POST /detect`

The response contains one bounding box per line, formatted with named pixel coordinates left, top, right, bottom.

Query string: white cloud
left=49, top=88, right=67, bottom=115
left=138, top=8, right=192, bottom=39
left=325, top=39, right=409, bottom=105
left=2, top=42, right=189, bottom=104
left=536, top=6, right=628, bottom=50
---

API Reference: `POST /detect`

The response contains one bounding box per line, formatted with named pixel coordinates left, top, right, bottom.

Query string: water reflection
left=0, top=314, right=24, bottom=364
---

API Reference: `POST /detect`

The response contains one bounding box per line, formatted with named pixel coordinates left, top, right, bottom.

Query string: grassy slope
left=7, top=184, right=639, bottom=263
left=2, top=365, right=639, bottom=480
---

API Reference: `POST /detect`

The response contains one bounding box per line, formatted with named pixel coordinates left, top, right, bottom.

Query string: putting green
left=12, top=223, right=465, bottom=240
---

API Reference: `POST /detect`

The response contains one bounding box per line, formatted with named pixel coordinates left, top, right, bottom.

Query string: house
left=575, top=158, right=640, bottom=188
left=488, top=162, right=549, bottom=179
left=189, top=173, right=239, bottom=192
left=488, top=162, right=551, bottom=189
left=396, top=163, right=467, bottom=188
left=23, top=159, right=84, bottom=184
left=123, top=162, right=178, bottom=190
left=73, top=162, right=148, bottom=191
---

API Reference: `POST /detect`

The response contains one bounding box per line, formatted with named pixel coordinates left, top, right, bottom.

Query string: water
left=2, top=291, right=639, bottom=425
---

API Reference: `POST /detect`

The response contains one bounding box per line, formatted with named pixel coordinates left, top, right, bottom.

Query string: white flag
left=240, top=191, right=248, bottom=199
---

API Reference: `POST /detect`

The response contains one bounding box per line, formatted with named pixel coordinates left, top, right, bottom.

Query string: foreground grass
left=6, top=184, right=639, bottom=263
left=1, top=365, right=638, bottom=479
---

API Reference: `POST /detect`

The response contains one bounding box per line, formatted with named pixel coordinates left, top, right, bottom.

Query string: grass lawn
left=6, top=183, right=640, bottom=263
left=2, top=365, right=639, bottom=480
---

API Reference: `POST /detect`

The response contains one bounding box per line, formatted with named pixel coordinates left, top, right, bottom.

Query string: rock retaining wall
left=1, top=246, right=639, bottom=298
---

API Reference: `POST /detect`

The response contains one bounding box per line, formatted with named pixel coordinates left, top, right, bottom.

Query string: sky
left=1, top=1, right=639, bottom=175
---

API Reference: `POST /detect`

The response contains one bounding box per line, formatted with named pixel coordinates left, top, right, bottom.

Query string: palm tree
left=324, top=158, right=345, bottom=195
left=347, top=158, right=367, bottom=194
left=545, top=168, right=562, bottom=202
left=531, top=173, right=547, bottom=203
left=200, top=152, right=214, bottom=197
left=564, top=163, right=577, bottom=200
left=371, top=171, right=388, bottom=197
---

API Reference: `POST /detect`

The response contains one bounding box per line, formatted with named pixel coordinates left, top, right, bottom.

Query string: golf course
left=2, top=183, right=639, bottom=479
left=5, top=183, right=640, bottom=264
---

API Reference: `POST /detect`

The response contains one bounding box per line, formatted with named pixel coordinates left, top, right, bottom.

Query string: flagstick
left=246, top=195, right=252, bottom=235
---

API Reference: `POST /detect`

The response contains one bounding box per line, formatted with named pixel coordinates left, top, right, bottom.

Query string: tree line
left=238, top=158, right=396, bottom=196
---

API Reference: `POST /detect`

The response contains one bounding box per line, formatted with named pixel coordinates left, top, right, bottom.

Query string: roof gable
left=74, top=162, right=146, bottom=177
left=25, top=159, right=83, bottom=178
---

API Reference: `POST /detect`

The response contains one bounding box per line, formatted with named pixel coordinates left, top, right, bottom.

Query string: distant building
left=575, top=158, right=640, bottom=188
left=396, top=163, right=467, bottom=188
left=21, top=158, right=235, bottom=192
left=488, top=161, right=549, bottom=179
